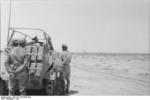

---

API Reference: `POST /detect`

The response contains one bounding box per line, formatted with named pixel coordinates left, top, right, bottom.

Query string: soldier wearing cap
left=5, top=38, right=29, bottom=95
left=60, top=44, right=72, bottom=93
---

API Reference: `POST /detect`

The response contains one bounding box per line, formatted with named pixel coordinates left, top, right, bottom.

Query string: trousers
left=60, top=64, right=70, bottom=93
left=8, top=73, right=28, bottom=96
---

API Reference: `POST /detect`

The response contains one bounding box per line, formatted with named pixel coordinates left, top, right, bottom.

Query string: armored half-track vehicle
left=0, top=28, right=64, bottom=95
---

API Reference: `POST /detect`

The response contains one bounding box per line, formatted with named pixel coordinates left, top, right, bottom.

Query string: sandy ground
left=69, top=53, right=150, bottom=95
left=1, top=53, right=150, bottom=95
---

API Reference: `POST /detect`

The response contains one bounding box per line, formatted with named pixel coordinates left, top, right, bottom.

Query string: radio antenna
left=7, top=0, right=13, bottom=45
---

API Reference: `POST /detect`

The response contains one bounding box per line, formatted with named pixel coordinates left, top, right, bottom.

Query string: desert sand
left=69, top=53, right=150, bottom=95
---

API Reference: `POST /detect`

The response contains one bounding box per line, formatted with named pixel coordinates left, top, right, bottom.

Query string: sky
left=0, top=0, right=150, bottom=53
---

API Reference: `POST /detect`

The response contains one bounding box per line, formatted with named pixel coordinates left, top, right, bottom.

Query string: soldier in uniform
left=5, top=38, right=29, bottom=95
left=60, top=44, right=72, bottom=94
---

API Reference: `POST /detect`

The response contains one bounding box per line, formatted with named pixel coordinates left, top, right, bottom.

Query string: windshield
left=8, top=28, right=47, bottom=44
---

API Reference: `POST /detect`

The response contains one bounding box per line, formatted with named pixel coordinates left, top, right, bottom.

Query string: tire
left=54, top=77, right=64, bottom=95
left=0, top=78, right=8, bottom=95
left=45, top=80, right=55, bottom=95
left=0, top=77, right=3, bottom=95
left=61, top=79, right=67, bottom=95
left=55, top=76, right=67, bottom=95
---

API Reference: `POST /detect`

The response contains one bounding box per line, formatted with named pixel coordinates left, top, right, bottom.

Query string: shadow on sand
left=26, top=89, right=79, bottom=96
left=1, top=89, right=79, bottom=96
left=66, top=89, right=79, bottom=96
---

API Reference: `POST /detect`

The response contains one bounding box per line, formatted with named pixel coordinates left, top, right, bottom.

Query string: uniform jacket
left=5, top=47, right=29, bottom=79
left=60, top=51, right=72, bottom=74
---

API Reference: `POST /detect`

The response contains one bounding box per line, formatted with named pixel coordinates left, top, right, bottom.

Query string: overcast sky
left=1, top=0, right=150, bottom=53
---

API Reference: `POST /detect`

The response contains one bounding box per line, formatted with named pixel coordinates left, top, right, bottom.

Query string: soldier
left=60, top=44, right=72, bottom=94
left=5, top=38, right=29, bottom=95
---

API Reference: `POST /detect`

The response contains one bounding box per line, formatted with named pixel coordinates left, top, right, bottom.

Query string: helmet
left=62, top=44, right=68, bottom=48
left=62, top=44, right=68, bottom=50
left=19, top=38, right=26, bottom=47
left=10, top=38, right=26, bottom=47
left=10, top=39, right=18, bottom=47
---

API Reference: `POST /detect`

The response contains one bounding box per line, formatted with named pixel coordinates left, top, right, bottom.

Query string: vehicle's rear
left=0, top=28, right=57, bottom=94
left=25, top=43, right=53, bottom=90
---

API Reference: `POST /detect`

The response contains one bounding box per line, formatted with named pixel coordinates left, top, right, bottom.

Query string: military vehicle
left=0, top=27, right=64, bottom=95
